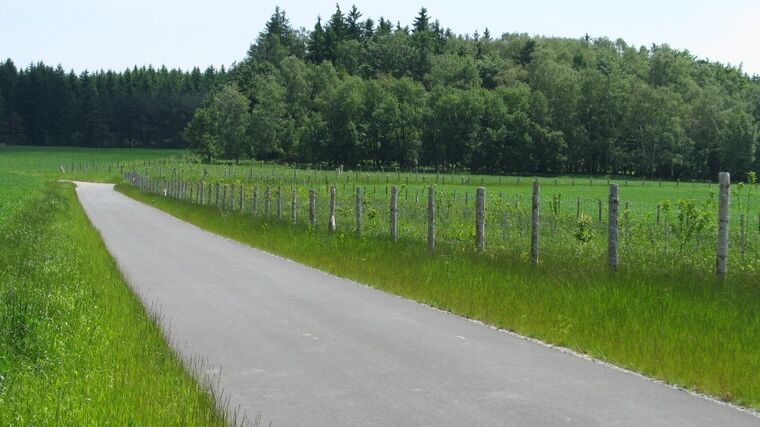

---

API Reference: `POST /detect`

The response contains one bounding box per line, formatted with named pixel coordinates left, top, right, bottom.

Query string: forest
left=185, top=6, right=760, bottom=180
left=0, top=60, right=225, bottom=148
left=2, top=6, right=760, bottom=179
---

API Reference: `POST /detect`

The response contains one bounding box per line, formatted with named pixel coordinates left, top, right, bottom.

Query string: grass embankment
left=118, top=183, right=760, bottom=411
left=0, top=147, right=225, bottom=425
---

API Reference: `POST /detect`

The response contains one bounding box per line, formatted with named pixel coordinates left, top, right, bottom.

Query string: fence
left=124, top=169, right=756, bottom=277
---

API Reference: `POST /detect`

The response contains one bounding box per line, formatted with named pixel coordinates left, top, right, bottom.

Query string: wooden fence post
left=252, top=185, right=259, bottom=215
left=277, top=186, right=283, bottom=220
left=328, top=185, right=336, bottom=232
left=740, top=214, right=746, bottom=261
left=716, top=172, right=730, bottom=276
left=291, top=190, right=297, bottom=224
left=390, top=186, right=398, bottom=241
left=597, top=198, right=602, bottom=222
left=608, top=184, right=619, bottom=270
left=355, top=187, right=363, bottom=235
left=428, top=186, right=435, bottom=253
left=215, top=183, right=220, bottom=207
left=309, top=188, right=317, bottom=229
left=475, top=187, right=485, bottom=252
left=264, top=186, right=271, bottom=218
left=223, top=185, right=228, bottom=210
left=239, top=185, right=244, bottom=212
left=656, top=204, right=661, bottom=226
left=531, top=181, right=540, bottom=264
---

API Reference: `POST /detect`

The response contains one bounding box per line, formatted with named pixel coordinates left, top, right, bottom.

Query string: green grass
left=118, top=182, right=760, bottom=411
left=125, top=158, right=760, bottom=275
left=0, top=147, right=226, bottom=425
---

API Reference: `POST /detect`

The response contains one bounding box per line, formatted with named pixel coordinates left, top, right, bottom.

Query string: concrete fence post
left=427, top=186, right=435, bottom=253
left=355, top=187, right=363, bottom=235
left=390, top=186, right=398, bottom=241
left=475, top=187, right=485, bottom=252
left=716, top=172, right=730, bottom=276
left=309, top=188, right=317, bottom=229
left=608, top=184, right=619, bottom=270
left=328, top=185, right=336, bottom=232
left=531, top=181, right=540, bottom=265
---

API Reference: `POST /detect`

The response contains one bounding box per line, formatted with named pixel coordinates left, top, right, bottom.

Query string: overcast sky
left=2, top=0, right=759, bottom=76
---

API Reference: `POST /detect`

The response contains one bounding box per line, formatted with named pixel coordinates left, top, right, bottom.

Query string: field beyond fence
left=96, top=157, right=760, bottom=278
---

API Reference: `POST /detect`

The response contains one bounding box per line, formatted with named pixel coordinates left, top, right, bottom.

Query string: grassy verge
left=0, top=173, right=225, bottom=423
left=118, top=182, right=760, bottom=411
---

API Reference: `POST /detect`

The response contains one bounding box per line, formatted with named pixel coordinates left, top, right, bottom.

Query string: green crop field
left=116, top=156, right=760, bottom=410
left=0, top=146, right=227, bottom=425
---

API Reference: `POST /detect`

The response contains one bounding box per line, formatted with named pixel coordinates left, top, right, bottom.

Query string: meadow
left=115, top=156, right=760, bottom=410
left=124, top=157, right=760, bottom=275
left=0, top=147, right=227, bottom=425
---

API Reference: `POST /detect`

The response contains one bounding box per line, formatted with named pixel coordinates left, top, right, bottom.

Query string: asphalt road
left=75, top=182, right=759, bottom=426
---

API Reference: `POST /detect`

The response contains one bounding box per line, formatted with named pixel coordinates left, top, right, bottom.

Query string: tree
left=720, top=107, right=757, bottom=176
left=324, top=5, right=347, bottom=62
left=427, top=54, right=481, bottom=89
left=184, top=107, right=220, bottom=162
left=346, top=5, right=364, bottom=41
left=249, top=75, right=288, bottom=159
left=412, top=7, right=430, bottom=33
left=306, top=17, right=327, bottom=63
left=247, top=7, right=303, bottom=65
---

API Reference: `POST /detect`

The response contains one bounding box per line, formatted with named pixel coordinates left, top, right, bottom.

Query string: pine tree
left=346, top=5, right=363, bottom=41
left=307, top=17, right=327, bottom=63
left=248, top=7, right=296, bottom=65
left=413, top=7, right=430, bottom=33
left=377, top=17, right=392, bottom=36
left=324, top=4, right=347, bottom=62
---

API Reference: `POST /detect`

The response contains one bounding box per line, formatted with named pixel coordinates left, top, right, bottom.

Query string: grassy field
left=117, top=158, right=760, bottom=411
left=0, top=147, right=227, bottom=425
left=126, top=158, right=760, bottom=274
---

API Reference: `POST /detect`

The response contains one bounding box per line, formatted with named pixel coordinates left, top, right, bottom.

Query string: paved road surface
left=75, top=182, right=759, bottom=426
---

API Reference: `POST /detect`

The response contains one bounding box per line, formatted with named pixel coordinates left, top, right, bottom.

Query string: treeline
left=186, top=6, right=760, bottom=179
left=0, top=60, right=225, bottom=148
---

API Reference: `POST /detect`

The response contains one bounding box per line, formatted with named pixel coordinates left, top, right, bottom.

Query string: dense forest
left=0, top=60, right=226, bottom=148
left=185, top=6, right=760, bottom=179
left=2, top=6, right=759, bottom=179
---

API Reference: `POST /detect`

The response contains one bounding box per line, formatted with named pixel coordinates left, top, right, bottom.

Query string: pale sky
left=1, top=0, right=759, bottom=76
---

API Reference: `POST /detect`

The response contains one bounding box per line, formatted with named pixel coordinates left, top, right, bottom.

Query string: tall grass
left=0, top=147, right=227, bottom=425
left=118, top=183, right=760, bottom=411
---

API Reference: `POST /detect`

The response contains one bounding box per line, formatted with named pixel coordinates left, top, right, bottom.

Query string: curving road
left=75, top=182, right=759, bottom=426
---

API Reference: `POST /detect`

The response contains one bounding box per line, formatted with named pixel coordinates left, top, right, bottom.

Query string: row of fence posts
left=126, top=171, right=735, bottom=277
